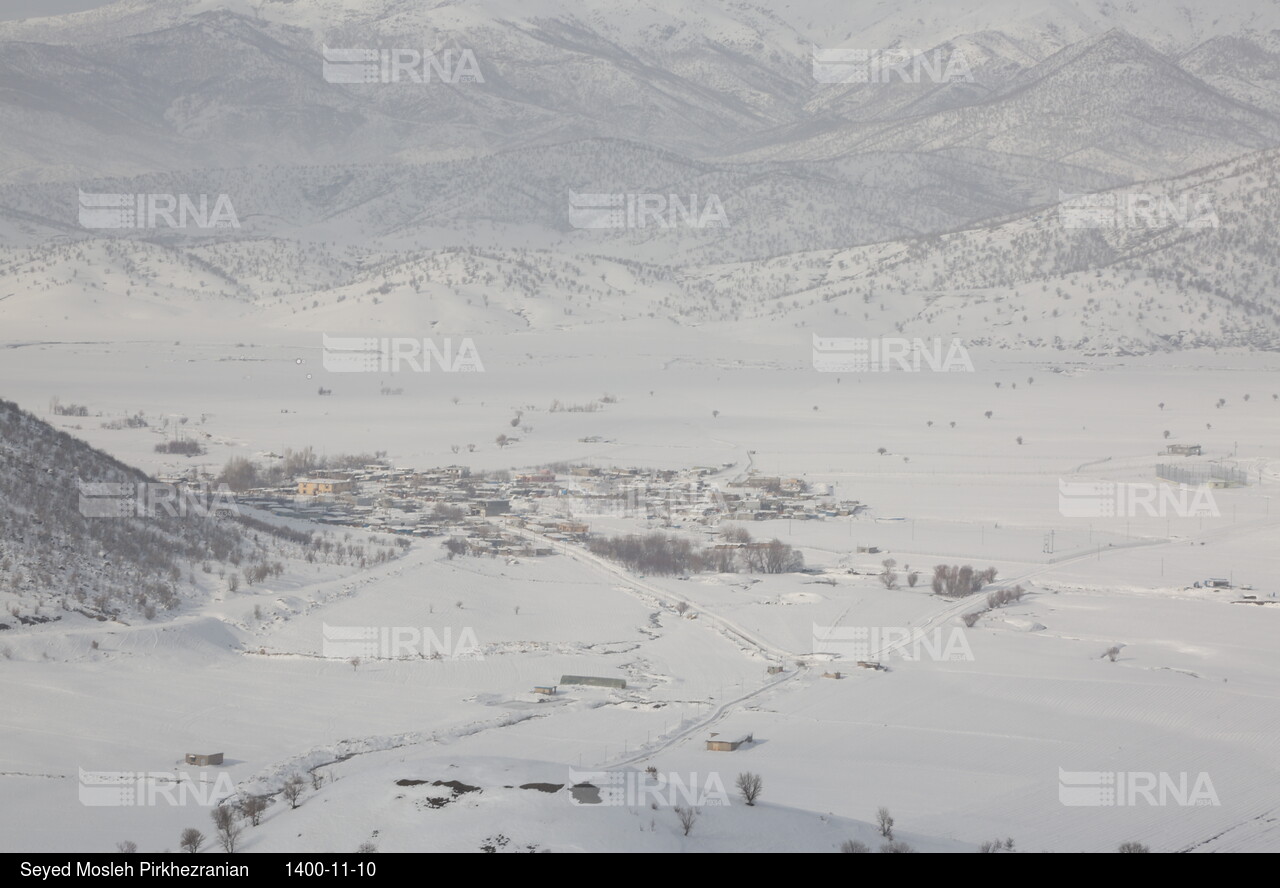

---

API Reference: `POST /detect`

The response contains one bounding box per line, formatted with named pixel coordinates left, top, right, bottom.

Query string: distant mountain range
left=1, top=0, right=1279, bottom=353
left=2, top=0, right=1279, bottom=179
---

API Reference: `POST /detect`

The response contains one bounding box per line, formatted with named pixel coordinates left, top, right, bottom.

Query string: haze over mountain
left=1, top=0, right=1277, bottom=359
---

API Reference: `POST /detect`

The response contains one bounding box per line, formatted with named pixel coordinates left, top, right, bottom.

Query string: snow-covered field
left=1, top=335, right=1277, bottom=853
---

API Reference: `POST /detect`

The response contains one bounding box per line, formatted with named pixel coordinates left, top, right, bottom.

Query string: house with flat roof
left=705, top=733, right=752, bottom=752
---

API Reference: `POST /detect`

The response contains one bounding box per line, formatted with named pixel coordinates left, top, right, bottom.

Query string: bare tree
left=674, top=805, right=698, bottom=836
left=879, top=558, right=898, bottom=590
left=736, top=772, right=763, bottom=806
left=880, top=841, right=914, bottom=853
left=281, top=774, right=305, bottom=809
left=932, top=564, right=995, bottom=597
left=763, top=538, right=803, bottom=573
left=1118, top=842, right=1149, bottom=853
left=310, top=771, right=325, bottom=791
left=211, top=805, right=242, bottom=853
left=357, top=842, right=377, bottom=853
left=876, top=806, right=894, bottom=839
left=840, top=839, right=870, bottom=853
left=979, top=837, right=1015, bottom=853
left=240, top=795, right=267, bottom=827
left=179, top=828, right=205, bottom=854
left=443, top=536, right=467, bottom=559
left=116, top=840, right=137, bottom=853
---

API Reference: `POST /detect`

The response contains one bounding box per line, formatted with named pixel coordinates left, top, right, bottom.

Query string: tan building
left=706, top=733, right=752, bottom=752
left=297, top=478, right=355, bottom=496
left=184, top=752, right=224, bottom=766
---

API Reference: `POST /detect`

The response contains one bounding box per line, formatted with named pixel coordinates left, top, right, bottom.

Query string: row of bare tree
left=588, top=530, right=804, bottom=575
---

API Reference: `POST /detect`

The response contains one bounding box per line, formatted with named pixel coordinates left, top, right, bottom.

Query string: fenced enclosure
left=1155, top=463, right=1248, bottom=487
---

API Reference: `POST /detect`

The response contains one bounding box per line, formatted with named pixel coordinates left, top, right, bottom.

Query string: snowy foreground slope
left=0, top=339, right=1277, bottom=853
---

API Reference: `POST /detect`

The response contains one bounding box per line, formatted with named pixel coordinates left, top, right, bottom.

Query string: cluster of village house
left=230, top=462, right=863, bottom=553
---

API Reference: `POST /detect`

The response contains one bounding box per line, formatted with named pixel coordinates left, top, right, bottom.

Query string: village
left=229, top=461, right=865, bottom=557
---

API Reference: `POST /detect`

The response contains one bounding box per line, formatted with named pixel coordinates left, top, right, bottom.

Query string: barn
left=559, top=675, right=626, bottom=690
left=184, top=752, right=224, bottom=766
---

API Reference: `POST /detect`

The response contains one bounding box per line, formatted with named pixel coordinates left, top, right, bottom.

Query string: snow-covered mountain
left=0, top=397, right=400, bottom=624
left=2, top=1, right=1278, bottom=349
left=2, top=142, right=1277, bottom=352
left=4, top=0, right=1280, bottom=183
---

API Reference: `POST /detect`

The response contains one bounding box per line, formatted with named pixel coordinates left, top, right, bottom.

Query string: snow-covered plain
left=1, top=332, right=1277, bottom=853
